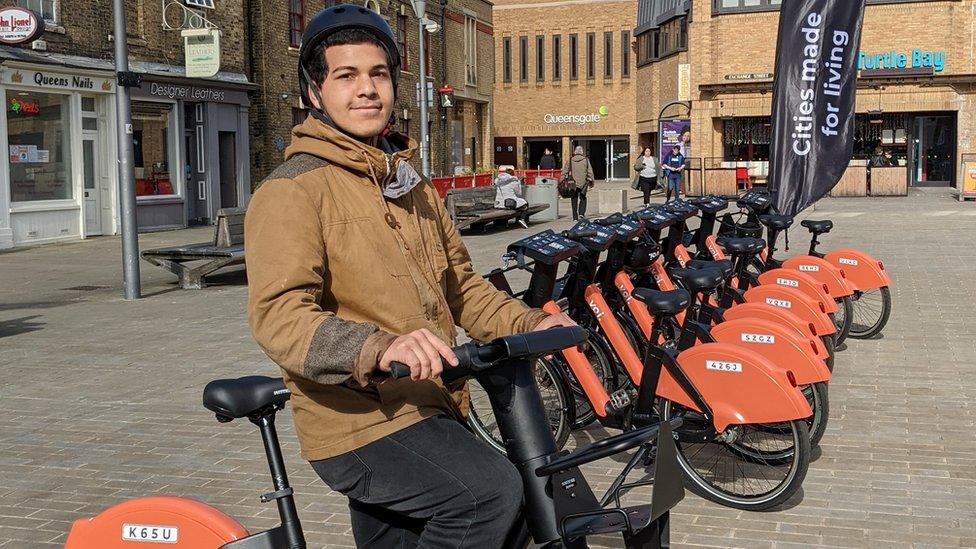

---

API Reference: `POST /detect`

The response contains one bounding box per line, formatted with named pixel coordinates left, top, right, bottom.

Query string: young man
left=662, top=144, right=685, bottom=202
left=245, top=5, right=573, bottom=548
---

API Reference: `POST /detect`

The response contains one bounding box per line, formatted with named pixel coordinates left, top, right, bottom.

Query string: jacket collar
left=285, top=116, right=418, bottom=188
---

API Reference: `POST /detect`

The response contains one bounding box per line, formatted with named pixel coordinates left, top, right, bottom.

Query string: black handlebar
left=389, top=326, right=588, bottom=384
left=561, top=228, right=598, bottom=240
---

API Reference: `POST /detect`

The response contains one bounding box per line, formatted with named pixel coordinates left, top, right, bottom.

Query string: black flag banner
left=768, top=0, right=867, bottom=216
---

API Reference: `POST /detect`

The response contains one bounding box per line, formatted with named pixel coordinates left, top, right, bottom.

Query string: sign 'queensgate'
left=543, top=108, right=608, bottom=126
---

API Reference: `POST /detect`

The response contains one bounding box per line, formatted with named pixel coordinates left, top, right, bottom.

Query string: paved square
left=1, top=188, right=974, bottom=548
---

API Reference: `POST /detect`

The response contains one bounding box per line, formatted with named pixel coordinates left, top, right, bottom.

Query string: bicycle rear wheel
left=848, top=287, right=891, bottom=339
left=468, top=357, right=574, bottom=454
left=660, top=399, right=810, bottom=511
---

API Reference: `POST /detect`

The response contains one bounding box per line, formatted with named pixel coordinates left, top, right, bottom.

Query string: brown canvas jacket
left=245, top=117, right=548, bottom=461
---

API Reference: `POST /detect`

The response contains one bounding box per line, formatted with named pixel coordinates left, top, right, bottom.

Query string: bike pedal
left=260, top=487, right=293, bottom=503
left=609, top=389, right=631, bottom=411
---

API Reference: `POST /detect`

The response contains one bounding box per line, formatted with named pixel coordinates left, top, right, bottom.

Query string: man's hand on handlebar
left=378, top=329, right=459, bottom=381
left=533, top=312, right=577, bottom=332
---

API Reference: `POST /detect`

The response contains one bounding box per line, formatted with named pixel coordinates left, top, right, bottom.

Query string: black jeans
left=571, top=187, right=588, bottom=219
left=310, top=416, right=524, bottom=548
left=638, top=176, right=657, bottom=205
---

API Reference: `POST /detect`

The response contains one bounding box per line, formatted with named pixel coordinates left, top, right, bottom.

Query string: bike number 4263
left=122, top=524, right=179, bottom=544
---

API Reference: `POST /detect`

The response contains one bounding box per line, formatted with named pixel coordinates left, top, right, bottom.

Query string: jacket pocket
left=324, top=216, right=408, bottom=279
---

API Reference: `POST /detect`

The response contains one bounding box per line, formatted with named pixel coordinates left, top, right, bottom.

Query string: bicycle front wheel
left=661, top=399, right=810, bottom=511
left=468, top=356, right=574, bottom=454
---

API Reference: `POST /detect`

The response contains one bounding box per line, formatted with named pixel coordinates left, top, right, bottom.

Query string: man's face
left=313, top=42, right=394, bottom=140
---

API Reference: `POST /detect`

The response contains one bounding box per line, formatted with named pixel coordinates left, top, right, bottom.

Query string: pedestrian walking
left=562, top=145, right=595, bottom=220
left=632, top=146, right=658, bottom=206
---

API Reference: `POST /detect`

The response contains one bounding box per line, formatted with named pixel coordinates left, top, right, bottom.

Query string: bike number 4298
left=122, top=524, right=179, bottom=544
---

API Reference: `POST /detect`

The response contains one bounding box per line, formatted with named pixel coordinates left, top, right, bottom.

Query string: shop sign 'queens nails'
left=0, top=7, right=44, bottom=45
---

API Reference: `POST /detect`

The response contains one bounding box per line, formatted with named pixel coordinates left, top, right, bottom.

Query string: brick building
left=248, top=0, right=496, bottom=183
left=491, top=0, right=638, bottom=181
left=0, top=0, right=255, bottom=249
left=635, top=0, right=976, bottom=196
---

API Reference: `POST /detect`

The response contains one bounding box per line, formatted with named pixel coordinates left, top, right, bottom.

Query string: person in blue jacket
left=662, top=144, right=685, bottom=202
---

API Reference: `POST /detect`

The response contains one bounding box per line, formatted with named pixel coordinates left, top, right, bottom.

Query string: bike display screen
left=570, top=220, right=618, bottom=252
left=693, top=196, right=729, bottom=214
left=507, top=230, right=580, bottom=265
left=635, top=207, right=678, bottom=231
left=738, top=190, right=772, bottom=212
left=612, top=218, right=643, bottom=240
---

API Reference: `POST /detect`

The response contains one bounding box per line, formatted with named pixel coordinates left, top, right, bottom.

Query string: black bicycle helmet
left=298, top=4, right=402, bottom=120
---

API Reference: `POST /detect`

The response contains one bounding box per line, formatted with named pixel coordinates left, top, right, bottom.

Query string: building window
left=464, top=16, right=478, bottom=86
left=621, top=31, right=631, bottom=78
left=519, top=35, right=528, bottom=82
left=15, top=0, right=57, bottom=24
left=288, top=0, right=304, bottom=48
left=603, top=32, right=613, bottom=79
left=397, top=14, right=409, bottom=72
left=586, top=32, right=595, bottom=80
left=502, top=37, right=512, bottom=83
left=552, top=35, right=562, bottom=81
left=569, top=34, right=579, bottom=81
left=536, top=35, right=545, bottom=82
left=7, top=92, right=72, bottom=202
left=657, top=17, right=687, bottom=59
left=131, top=101, right=179, bottom=198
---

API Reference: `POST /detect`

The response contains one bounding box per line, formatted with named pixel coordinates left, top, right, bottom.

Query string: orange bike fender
left=758, top=268, right=837, bottom=313
left=782, top=255, right=855, bottom=296
left=744, top=285, right=836, bottom=336
left=824, top=249, right=892, bottom=290
left=543, top=301, right=612, bottom=416
left=65, top=496, right=248, bottom=548
left=710, top=319, right=831, bottom=385
left=673, top=343, right=812, bottom=432
left=723, top=303, right=827, bottom=357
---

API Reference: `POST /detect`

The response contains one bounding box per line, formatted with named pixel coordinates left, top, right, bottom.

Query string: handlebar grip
left=389, top=362, right=412, bottom=379
left=562, top=229, right=598, bottom=240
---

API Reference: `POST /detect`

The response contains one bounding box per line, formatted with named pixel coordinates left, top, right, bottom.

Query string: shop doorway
left=218, top=131, right=238, bottom=209
left=525, top=139, right=561, bottom=170
left=573, top=137, right=630, bottom=181
left=911, top=114, right=955, bottom=187
left=184, top=103, right=208, bottom=225
left=82, top=135, right=101, bottom=236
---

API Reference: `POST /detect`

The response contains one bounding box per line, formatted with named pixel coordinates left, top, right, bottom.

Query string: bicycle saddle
left=631, top=288, right=691, bottom=316
left=667, top=267, right=725, bottom=292
left=716, top=236, right=765, bottom=255
left=800, top=219, right=833, bottom=234
left=758, top=214, right=794, bottom=231
left=686, top=259, right=733, bottom=279
left=203, top=376, right=290, bottom=420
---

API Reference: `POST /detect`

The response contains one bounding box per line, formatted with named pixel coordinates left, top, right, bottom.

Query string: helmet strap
left=301, top=64, right=337, bottom=128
